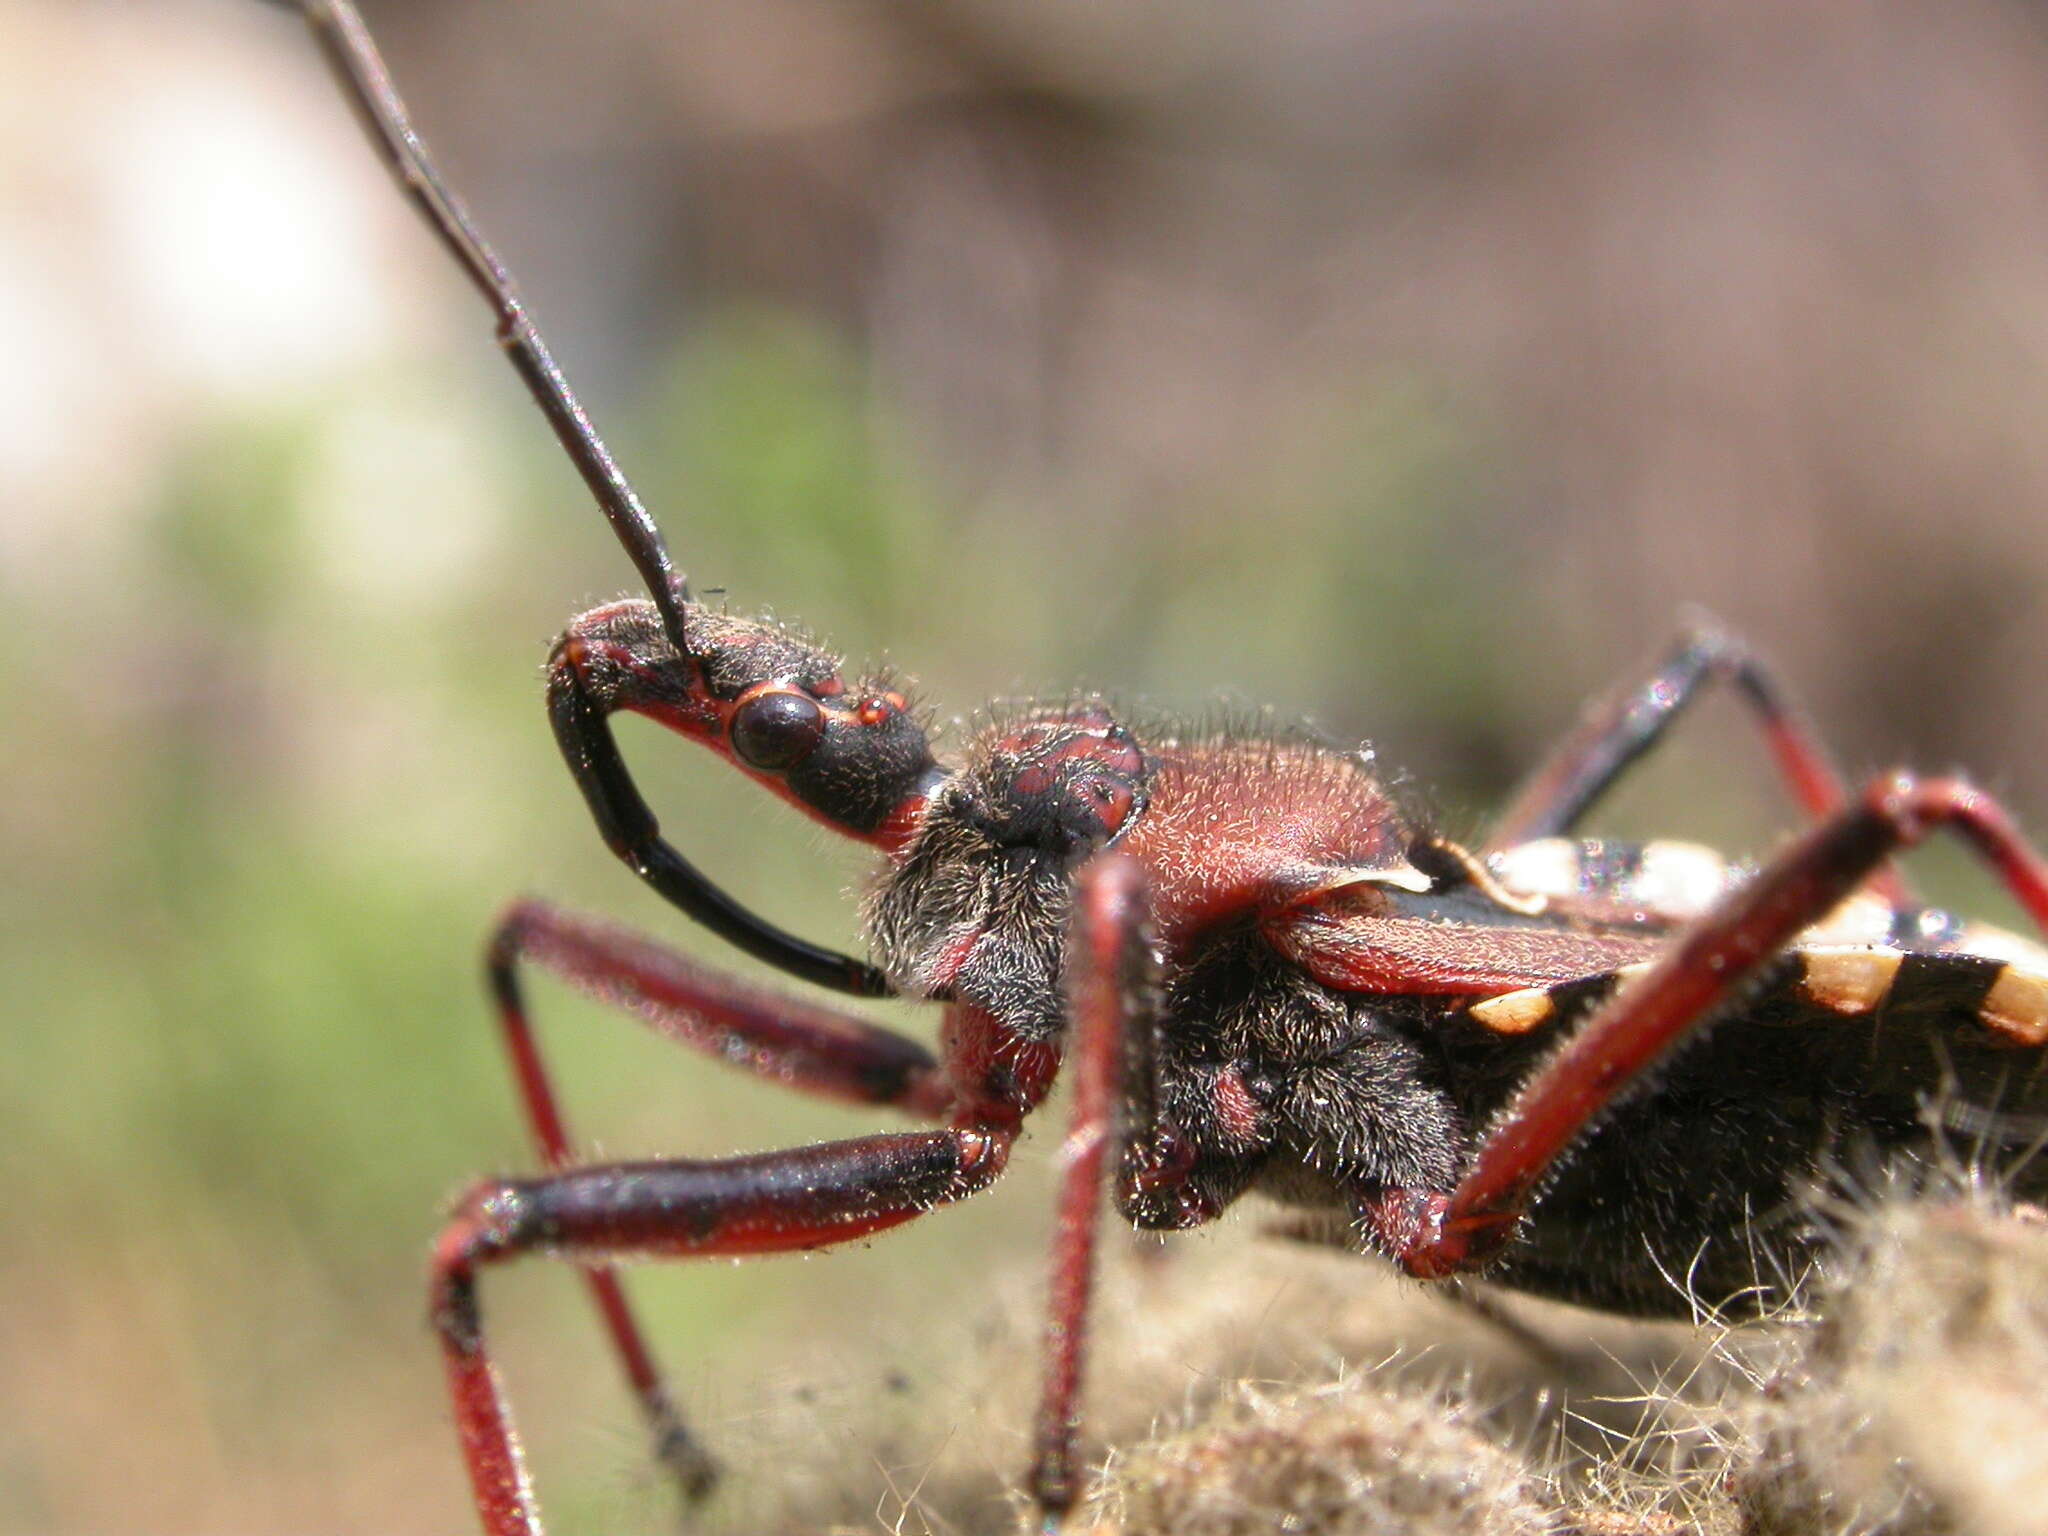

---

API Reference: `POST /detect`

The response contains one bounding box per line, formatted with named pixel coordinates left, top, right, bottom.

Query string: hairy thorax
left=864, top=707, right=1417, bottom=1037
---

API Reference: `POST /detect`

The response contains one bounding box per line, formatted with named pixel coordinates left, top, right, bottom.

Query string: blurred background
left=7, top=1, right=2048, bottom=1531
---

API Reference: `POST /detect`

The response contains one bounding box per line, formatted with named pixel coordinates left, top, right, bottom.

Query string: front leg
left=1030, top=854, right=1227, bottom=1525
left=432, top=1128, right=1011, bottom=1536
left=1028, top=856, right=1149, bottom=1522
left=483, top=900, right=954, bottom=1505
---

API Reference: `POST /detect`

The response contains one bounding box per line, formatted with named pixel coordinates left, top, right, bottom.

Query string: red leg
left=491, top=900, right=948, bottom=1118
left=431, top=1129, right=1011, bottom=1536
left=1399, top=774, right=2048, bottom=1278
left=483, top=901, right=953, bottom=1504
left=1488, top=621, right=1911, bottom=907
left=1027, top=855, right=1157, bottom=1523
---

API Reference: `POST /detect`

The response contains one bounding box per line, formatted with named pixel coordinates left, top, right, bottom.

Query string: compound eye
left=729, top=686, right=826, bottom=771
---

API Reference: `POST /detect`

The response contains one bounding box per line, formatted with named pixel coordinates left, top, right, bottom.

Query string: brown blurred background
left=6, top=1, right=2048, bottom=1532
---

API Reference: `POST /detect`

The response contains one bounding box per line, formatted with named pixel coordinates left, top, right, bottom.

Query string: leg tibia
left=481, top=899, right=952, bottom=1511
left=1489, top=620, right=1911, bottom=908
left=429, top=1128, right=1010, bottom=1536
left=1490, top=622, right=1846, bottom=846
left=491, top=900, right=947, bottom=1117
left=1031, top=854, right=1162, bottom=1519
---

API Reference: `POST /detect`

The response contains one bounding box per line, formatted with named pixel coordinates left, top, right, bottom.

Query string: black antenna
left=286, top=0, right=894, bottom=996
left=297, top=0, right=695, bottom=664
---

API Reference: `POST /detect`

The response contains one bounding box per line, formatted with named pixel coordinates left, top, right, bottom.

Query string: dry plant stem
left=1740, top=1189, right=2048, bottom=1536
left=1092, top=1376, right=1557, bottom=1536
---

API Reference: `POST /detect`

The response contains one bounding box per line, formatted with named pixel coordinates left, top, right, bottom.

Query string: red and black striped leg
left=1028, top=855, right=1161, bottom=1527
left=483, top=902, right=954, bottom=1505
left=431, top=1129, right=1011, bottom=1536
left=1398, top=774, right=2048, bottom=1279
left=1487, top=621, right=1910, bottom=907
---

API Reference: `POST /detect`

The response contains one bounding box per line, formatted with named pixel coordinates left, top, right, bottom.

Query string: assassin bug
left=278, top=3, right=2048, bottom=1531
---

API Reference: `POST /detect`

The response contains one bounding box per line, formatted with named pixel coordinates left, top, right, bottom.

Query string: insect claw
left=646, top=1404, right=720, bottom=1506
left=1358, top=1188, right=1520, bottom=1280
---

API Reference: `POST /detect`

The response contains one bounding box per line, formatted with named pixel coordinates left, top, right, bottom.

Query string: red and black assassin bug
left=278, top=4, right=2048, bottom=1532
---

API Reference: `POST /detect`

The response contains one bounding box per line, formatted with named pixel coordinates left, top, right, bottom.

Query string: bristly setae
left=272, top=4, right=2048, bottom=1533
